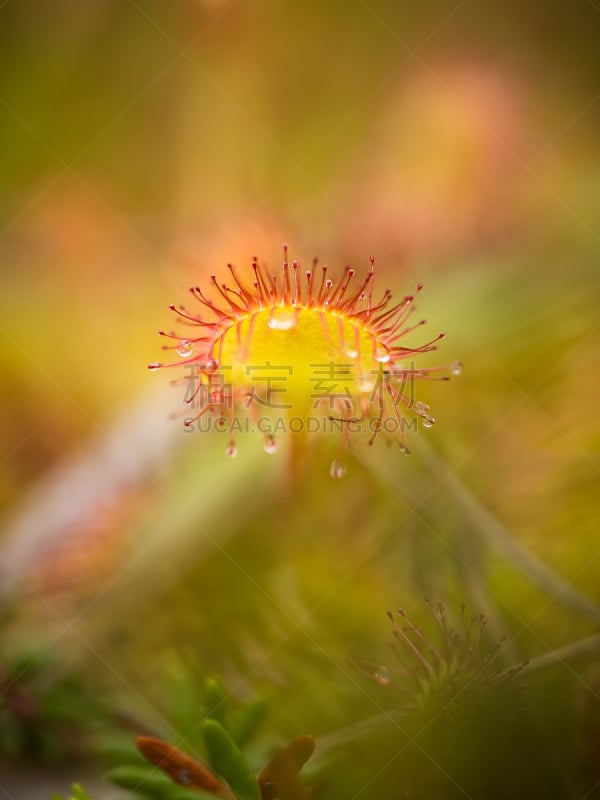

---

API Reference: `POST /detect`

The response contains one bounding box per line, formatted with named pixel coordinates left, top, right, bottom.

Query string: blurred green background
left=0, top=1, right=599, bottom=798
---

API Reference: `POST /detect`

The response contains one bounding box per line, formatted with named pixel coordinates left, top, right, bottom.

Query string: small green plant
left=352, top=599, right=527, bottom=717
left=106, top=675, right=315, bottom=800
left=50, top=784, right=95, bottom=800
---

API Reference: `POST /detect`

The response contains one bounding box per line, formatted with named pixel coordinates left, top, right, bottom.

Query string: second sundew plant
left=351, top=600, right=528, bottom=717
left=149, top=247, right=461, bottom=476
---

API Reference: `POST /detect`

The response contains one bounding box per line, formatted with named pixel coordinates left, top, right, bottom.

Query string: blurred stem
left=419, top=440, right=600, bottom=625
left=521, top=632, right=600, bottom=675
left=355, top=438, right=600, bottom=624
left=287, top=431, right=309, bottom=489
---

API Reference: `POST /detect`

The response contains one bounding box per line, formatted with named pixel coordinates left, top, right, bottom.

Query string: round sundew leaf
left=149, top=251, right=458, bottom=475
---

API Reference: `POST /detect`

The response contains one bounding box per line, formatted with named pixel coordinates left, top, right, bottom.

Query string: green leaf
left=107, top=765, right=174, bottom=797
left=71, top=786, right=93, bottom=800
left=231, top=696, right=268, bottom=748
left=168, top=789, right=217, bottom=800
left=202, top=718, right=260, bottom=800
left=202, top=676, right=228, bottom=727
left=50, top=785, right=94, bottom=800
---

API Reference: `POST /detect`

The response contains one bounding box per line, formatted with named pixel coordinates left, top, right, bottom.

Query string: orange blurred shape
left=23, top=178, right=135, bottom=276
left=167, top=216, right=299, bottom=290
left=258, top=735, right=315, bottom=800
left=136, top=735, right=234, bottom=797
left=29, top=485, right=148, bottom=604
left=347, top=61, right=528, bottom=260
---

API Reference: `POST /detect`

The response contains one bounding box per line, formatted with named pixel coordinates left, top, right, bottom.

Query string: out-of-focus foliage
left=0, top=645, right=113, bottom=766
left=77, top=672, right=314, bottom=800
left=51, top=785, right=95, bottom=800
left=106, top=673, right=271, bottom=799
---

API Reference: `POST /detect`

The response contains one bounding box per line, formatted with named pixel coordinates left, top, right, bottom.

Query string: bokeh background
left=0, top=1, right=599, bottom=798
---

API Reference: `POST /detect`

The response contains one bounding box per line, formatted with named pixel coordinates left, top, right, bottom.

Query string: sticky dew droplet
left=179, top=768, right=191, bottom=785
left=373, top=666, right=392, bottom=686
left=374, top=344, right=391, bottom=363
left=268, top=308, right=298, bottom=330
left=329, top=460, right=345, bottom=479
left=226, top=442, right=238, bottom=458
left=449, top=360, right=463, bottom=376
left=343, top=339, right=359, bottom=358
left=176, top=340, right=193, bottom=357
left=263, top=434, right=277, bottom=454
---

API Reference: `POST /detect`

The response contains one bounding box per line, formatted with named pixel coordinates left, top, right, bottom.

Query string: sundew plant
left=0, top=3, right=599, bottom=800
left=149, top=248, right=462, bottom=476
